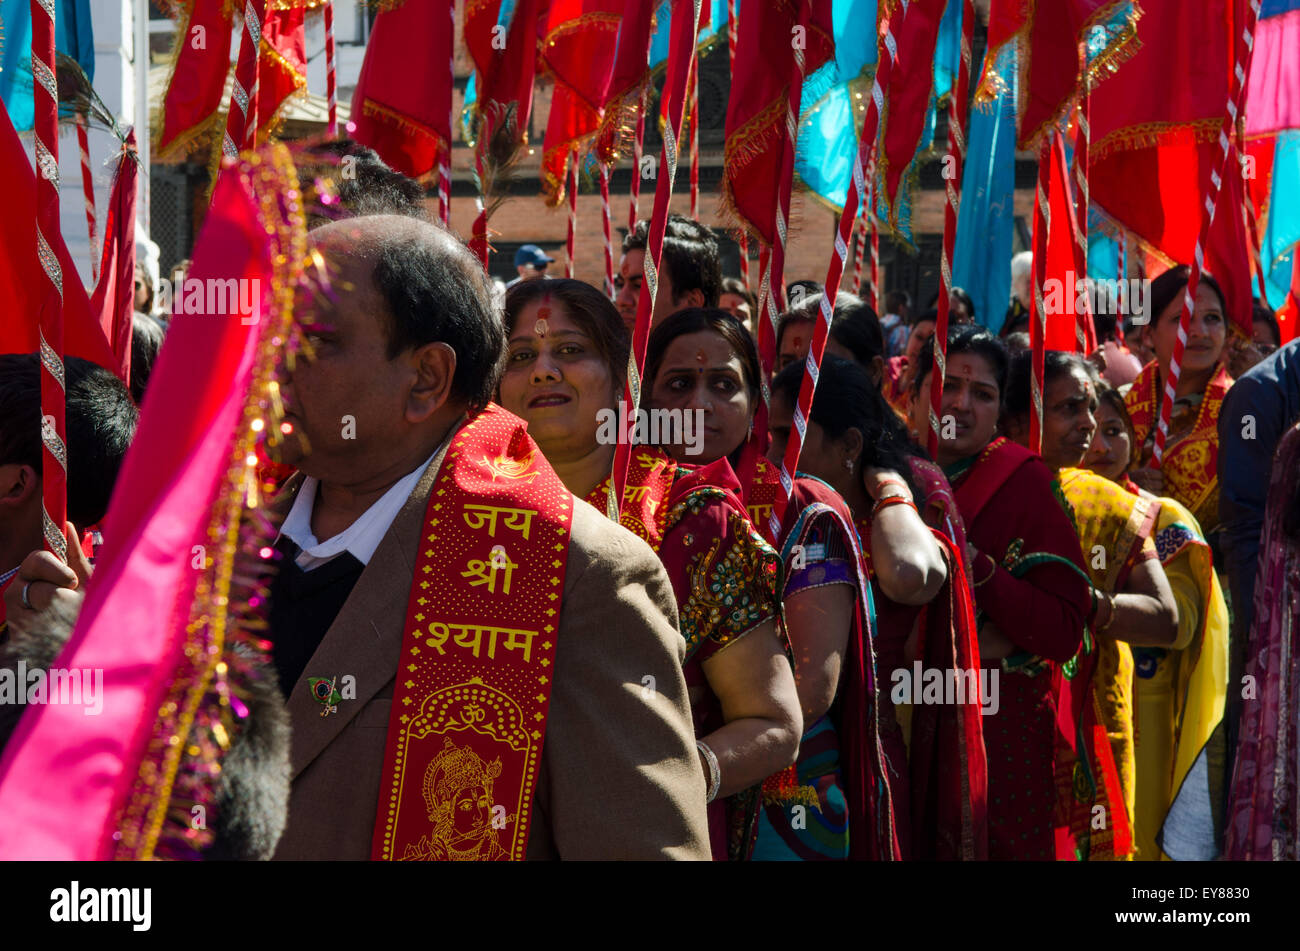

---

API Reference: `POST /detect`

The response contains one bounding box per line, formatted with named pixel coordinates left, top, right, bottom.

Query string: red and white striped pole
left=601, top=163, right=615, bottom=298
left=472, top=148, right=490, bottom=269
left=728, top=0, right=749, bottom=289
left=76, top=113, right=98, bottom=283
left=1153, top=0, right=1261, bottom=465
left=870, top=166, right=881, bottom=312
left=628, top=89, right=647, bottom=231
left=439, top=0, right=454, bottom=225
left=853, top=209, right=866, bottom=295
left=926, top=0, right=974, bottom=458
left=30, top=0, right=67, bottom=560
left=769, top=5, right=906, bottom=538
left=1028, top=133, right=1052, bottom=456
left=1244, top=176, right=1269, bottom=308
left=566, top=149, right=579, bottom=279
left=611, top=0, right=704, bottom=519
left=222, top=0, right=267, bottom=156
left=689, top=53, right=700, bottom=219
left=1071, top=84, right=1091, bottom=353
left=324, top=1, right=337, bottom=137
left=756, top=2, right=811, bottom=383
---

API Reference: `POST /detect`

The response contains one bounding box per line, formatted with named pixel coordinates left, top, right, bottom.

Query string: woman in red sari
left=908, top=325, right=1092, bottom=859
left=644, top=309, right=951, bottom=859
left=498, top=281, right=801, bottom=861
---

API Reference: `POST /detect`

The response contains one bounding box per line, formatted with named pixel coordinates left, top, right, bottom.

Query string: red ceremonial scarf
left=1123, top=361, right=1232, bottom=532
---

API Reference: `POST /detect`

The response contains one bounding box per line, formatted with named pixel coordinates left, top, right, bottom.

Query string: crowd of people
left=1, top=143, right=1297, bottom=862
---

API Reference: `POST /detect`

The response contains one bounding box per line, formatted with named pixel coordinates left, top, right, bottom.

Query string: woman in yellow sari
left=1124, top=266, right=1234, bottom=539
left=1084, top=383, right=1229, bottom=860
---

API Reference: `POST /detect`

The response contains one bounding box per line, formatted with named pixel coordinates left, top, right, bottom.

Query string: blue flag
left=951, top=44, right=1017, bottom=331
left=793, top=0, right=878, bottom=212
left=1262, top=130, right=1300, bottom=306
left=0, top=0, right=95, bottom=132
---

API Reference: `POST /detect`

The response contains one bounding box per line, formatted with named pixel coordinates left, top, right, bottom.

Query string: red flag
left=154, top=0, right=235, bottom=160
left=1042, top=130, right=1090, bottom=353
left=721, top=0, right=833, bottom=243
left=256, top=6, right=307, bottom=141
left=0, top=100, right=116, bottom=374
left=539, top=1, right=623, bottom=203
left=595, top=0, right=657, bottom=163
left=467, top=0, right=543, bottom=158
left=877, top=0, right=946, bottom=233
left=1090, top=0, right=1254, bottom=333
left=351, top=0, right=455, bottom=179
left=87, top=134, right=139, bottom=384
left=979, top=0, right=1140, bottom=149
left=466, top=0, right=544, bottom=261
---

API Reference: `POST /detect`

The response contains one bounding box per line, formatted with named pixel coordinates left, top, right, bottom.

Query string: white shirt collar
left=278, top=444, right=443, bottom=571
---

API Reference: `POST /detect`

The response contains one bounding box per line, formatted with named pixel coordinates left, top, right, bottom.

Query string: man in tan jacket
left=268, top=215, right=709, bottom=860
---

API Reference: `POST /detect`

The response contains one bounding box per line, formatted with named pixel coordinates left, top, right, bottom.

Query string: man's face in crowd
left=614, top=249, right=697, bottom=333
left=719, top=292, right=753, bottom=334
left=279, top=223, right=445, bottom=484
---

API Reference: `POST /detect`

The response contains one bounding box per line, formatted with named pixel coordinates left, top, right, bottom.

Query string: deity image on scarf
left=401, top=737, right=512, bottom=861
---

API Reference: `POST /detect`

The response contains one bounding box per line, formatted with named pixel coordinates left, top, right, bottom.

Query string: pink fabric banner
left=0, top=166, right=271, bottom=859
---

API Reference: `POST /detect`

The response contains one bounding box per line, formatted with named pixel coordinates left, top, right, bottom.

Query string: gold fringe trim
left=761, top=784, right=821, bottom=809
left=1091, top=117, right=1221, bottom=163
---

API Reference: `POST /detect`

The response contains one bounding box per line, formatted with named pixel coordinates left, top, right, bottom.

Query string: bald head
left=309, top=215, right=505, bottom=410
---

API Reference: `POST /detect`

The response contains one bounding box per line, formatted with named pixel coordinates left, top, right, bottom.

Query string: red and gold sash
left=1123, top=362, right=1230, bottom=529
left=586, top=447, right=677, bottom=551
left=372, top=405, right=573, bottom=862
left=745, top=457, right=782, bottom=545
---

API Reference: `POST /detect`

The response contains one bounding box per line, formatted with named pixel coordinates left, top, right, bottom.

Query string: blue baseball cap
left=515, top=244, right=555, bottom=268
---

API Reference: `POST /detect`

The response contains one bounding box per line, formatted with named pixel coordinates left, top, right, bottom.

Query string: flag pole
left=769, top=6, right=908, bottom=538
left=927, top=0, right=975, bottom=458
left=610, top=0, right=704, bottom=520
left=31, top=0, right=68, bottom=560
left=1153, top=0, right=1261, bottom=465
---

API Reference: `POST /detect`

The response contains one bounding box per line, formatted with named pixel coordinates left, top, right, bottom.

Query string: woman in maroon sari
left=498, top=281, right=801, bottom=861
left=908, top=325, right=1092, bottom=859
